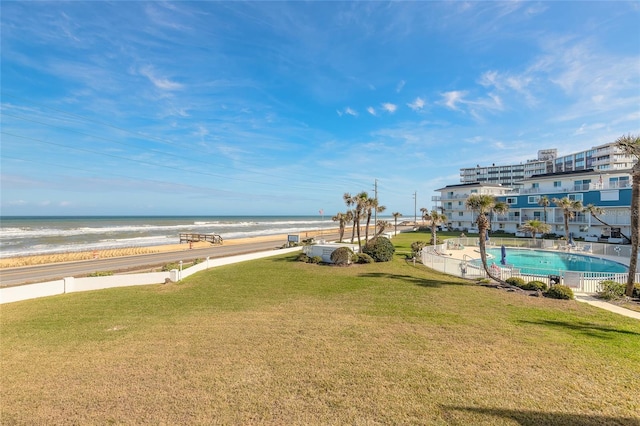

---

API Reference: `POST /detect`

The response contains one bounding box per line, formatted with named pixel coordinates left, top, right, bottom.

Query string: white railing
left=421, top=238, right=638, bottom=294
left=1, top=247, right=303, bottom=304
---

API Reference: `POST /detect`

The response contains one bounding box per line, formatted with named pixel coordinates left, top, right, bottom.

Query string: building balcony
left=440, top=193, right=470, bottom=201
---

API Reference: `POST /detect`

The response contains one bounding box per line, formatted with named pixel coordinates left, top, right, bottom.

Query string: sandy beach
left=0, top=228, right=342, bottom=268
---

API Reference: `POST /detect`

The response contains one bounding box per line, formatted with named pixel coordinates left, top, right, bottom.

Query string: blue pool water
left=472, top=248, right=628, bottom=275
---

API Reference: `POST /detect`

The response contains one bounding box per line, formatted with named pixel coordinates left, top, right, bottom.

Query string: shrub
left=330, top=247, right=353, bottom=266
left=634, top=283, right=640, bottom=298
left=598, top=280, right=626, bottom=300
left=522, top=280, right=547, bottom=291
left=87, top=271, right=113, bottom=277
left=354, top=253, right=374, bottom=264
left=309, top=256, right=323, bottom=264
left=162, top=262, right=180, bottom=272
left=428, top=238, right=442, bottom=245
left=363, top=237, right=396, bottom=262
left=295, top=253, right=310, bottom=263
left=505, top=277, right=525, bottom=287
left=411, top=241, right=427, bottom=257
left=545, top=285, right=574, bottom=300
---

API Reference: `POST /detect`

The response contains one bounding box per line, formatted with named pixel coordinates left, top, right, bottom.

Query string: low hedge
left=545, top=285, right=574, bottom=300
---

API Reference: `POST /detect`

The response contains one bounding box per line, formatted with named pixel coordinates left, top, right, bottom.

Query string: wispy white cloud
left=407, top=97, right=425, bottom=111
left=396, top=80, right=406, bottom=93
left=337, top=107, right=358, bottom=117
left=479, top=70, right=536, bottom=106
left=574, top=122, right=606, bottom=135
left=139, top=66, right=183, bottom=90
left=382, top=103, right=397, bottom=113
left=367, top=106, right=376, bottom=116
left=441, top=91, right=466, bottom=110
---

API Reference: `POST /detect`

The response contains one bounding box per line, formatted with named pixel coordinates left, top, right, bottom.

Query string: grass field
left=2, top=234, right=639, bottom=425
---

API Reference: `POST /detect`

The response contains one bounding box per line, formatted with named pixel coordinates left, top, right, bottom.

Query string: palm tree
left=419, top=207, right=428, bottom=226
left=582, top=204, right=631, bottom=243
left=538, top=195, right=550, bottom=224
left=616, top=134, right=640, bottom=297
left=353, top=191, right=370, bottom=251
left=465, top=194, right=509, bottom=283
left=374, top=220, right=389, bottom=238
left=364, top=198, right=386, bottom=241
left=552, top=197, right=583, bottom=242
left=343, top=193, right=357, bottom=243
left=423, top=209, right=447, bottom=246
left=392, top=212, right=403, bottom=236
left=490, top=201, right=509, bottom=234
left=519, top=219, right=551, bottom=246
left=332, top=212, right=348, bottom=242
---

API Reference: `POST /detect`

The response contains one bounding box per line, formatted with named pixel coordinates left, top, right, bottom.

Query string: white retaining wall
left=1, top=247, right=302, bottom=305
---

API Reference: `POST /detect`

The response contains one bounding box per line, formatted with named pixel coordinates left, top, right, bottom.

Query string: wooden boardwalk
left=179, top=233, right=223, bottom=245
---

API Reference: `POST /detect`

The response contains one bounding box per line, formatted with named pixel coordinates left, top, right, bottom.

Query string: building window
left=506, top=197, right=517, bottom=204
left=553, top=181, right=562, bottom=188
left=458, top=212, right=464, bottom=216
left=528, top=196, right=540, bottom=204
left=568, top=193, right=583, bottom=202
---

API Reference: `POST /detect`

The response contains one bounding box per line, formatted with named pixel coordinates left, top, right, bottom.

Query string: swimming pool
left=472, top=248, right=628, bottom=276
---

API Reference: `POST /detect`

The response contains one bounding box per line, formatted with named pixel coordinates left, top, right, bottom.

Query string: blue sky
left=2, top=1, right=639, bottom=217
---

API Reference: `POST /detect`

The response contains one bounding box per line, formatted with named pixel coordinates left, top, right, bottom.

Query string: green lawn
left=2, top=233, right=639, bottom=425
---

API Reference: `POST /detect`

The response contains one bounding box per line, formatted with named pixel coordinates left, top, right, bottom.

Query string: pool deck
left=443, top=243, right=630, bottom=266
left=439, top=244, right=639, bottom=320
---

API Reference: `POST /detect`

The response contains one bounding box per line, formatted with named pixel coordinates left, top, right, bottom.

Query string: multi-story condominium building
left=432, top=183, right=513, bottom=233
left=434, top=168, right=632, bottom=243
left=459, top=142, right=636, bottom=187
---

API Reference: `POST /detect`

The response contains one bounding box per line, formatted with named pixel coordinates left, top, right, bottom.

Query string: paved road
left=0, top=232, right=344, bottom=287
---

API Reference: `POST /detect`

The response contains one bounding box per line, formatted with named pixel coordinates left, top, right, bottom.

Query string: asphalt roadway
left=0, top=231, right=346, bottom=287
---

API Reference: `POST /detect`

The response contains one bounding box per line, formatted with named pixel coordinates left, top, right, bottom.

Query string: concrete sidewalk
left=574, top=293, right=640, bottom=320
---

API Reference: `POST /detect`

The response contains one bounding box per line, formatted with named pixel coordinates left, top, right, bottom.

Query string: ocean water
left=0, top=216, right=346, bottom=258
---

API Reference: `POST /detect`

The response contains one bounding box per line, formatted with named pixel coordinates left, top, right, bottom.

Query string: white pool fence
left=421, top=237, right=639, bottom=294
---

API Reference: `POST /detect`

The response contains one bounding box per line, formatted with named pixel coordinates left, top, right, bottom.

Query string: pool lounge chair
left=578, top=244, right=592, bottom=253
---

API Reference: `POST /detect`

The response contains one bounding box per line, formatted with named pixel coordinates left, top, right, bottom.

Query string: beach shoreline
left=0, top=228, right=343, bottom=269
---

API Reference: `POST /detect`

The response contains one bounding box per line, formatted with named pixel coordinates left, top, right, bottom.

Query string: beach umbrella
left=500, top=245, right=507, bottom=265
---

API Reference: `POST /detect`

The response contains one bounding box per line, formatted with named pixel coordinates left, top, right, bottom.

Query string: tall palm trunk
left=478, top=214, right=501, bottom=282
left=356, top=216, right=363, bottom=251
left=350, top=214, right=357, bottom=243
left=627, top=164, right=639, bottom=297
left=365, top=211, right=372, bottom=241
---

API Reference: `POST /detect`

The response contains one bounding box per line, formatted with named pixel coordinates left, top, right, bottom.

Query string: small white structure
left=303, top=243, right=360, bottom=263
